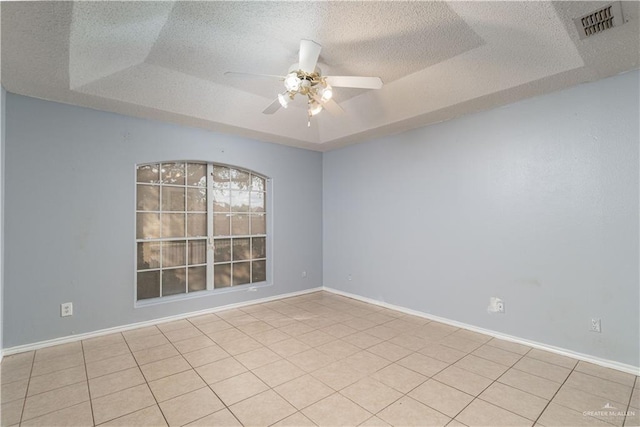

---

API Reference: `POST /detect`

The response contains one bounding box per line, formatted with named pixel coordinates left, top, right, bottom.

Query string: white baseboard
left=323, top=286, right=640, bottom=376
left=2, top=287, right=322, bottom=356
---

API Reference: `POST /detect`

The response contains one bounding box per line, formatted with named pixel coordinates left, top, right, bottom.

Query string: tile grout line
left=17, top=351, right=36, bottom=425
left=531, top=359, right=581, bottom=427
left=80, top=340, right=97, bottom=426
left=623, top=376, right=638, bottom=426
left=119, top=328, right=172, bottom=427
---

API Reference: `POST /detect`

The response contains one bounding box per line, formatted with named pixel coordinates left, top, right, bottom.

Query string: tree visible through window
left=135, top=162, right=267, bottom=301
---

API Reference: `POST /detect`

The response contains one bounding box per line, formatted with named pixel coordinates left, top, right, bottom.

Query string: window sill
left=134, top=281, right=271, bottom=308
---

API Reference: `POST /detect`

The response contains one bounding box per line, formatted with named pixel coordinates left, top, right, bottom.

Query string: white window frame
left=134, top=160, right=273, bottom=307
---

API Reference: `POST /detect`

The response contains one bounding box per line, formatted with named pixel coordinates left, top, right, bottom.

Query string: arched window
left=135, top=162, right=268, bottom=302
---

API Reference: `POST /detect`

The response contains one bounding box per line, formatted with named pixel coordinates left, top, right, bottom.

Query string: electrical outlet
left=488, top=297, right=504, bottom=314
left=61, top=302, right=73, bottom=317
left=591, top=318, right=601, bottom=333
left=496, top=300, right=505, bottom=313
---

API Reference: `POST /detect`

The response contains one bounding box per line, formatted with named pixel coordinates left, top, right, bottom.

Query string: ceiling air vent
left=574, top=2, right=624, bottom=39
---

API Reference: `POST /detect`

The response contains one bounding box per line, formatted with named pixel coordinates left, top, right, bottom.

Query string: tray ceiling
left=1, top=1, right=638, bottom=151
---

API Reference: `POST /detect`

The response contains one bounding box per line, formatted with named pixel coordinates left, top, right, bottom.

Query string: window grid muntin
left=136, top=162, right=267, bottom=301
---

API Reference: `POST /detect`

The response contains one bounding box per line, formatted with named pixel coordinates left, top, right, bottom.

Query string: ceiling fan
left=225, top=39, right=383, bottom=125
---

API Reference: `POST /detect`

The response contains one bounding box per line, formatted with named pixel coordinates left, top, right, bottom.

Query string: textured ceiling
left=1, top=1, right=639, bottom=151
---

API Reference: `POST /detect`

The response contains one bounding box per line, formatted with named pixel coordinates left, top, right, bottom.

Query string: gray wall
left=1, top=87, right=5, bottom=355
left=4, top=94, right=323, bottom=348
left=323, top=70, right=639, bottom=367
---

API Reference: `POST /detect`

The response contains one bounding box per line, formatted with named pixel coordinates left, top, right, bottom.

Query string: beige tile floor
left=1, top=291, right=638, bottom=427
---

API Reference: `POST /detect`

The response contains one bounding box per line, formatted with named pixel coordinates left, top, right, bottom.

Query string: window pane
left=162, top=268, right=186, bottom=296
left=251, top=175, right=265, bottom=191
left=137, top=271, right=160, bottom=300
left=231, top=191, right=250, bottom=212
left=214, top=264, right=231, bottom=288
left=252, top=260, right=266, bottom=283
left=137, top=213, right=160, bottom=239
left=213, top=213, right=230, bottom=236
left=213, top=189, right=231, bottom=211
left=212, top=166, right=230, bottom=189
left=250, top=192, right=265, bottom=212
left=187, top=163, right=206, bottom=187
left=231, top=214, right=249, bottom=235
left=161, top=162, right=185, bottom=185
left=187, top=213, right=207, bottom=237
left=189, top=240, right=207, bottom=265
left=187, top=188, right=207, bottom=211
left=251, top=214, right=266, bottom=235
left=137, top=242, right=160, bottom=270
left=162, top=187, right=185, bottom=212
left=214, top=239, right=231, bottom=262
left=188, top=266, right=206, bottom=292
left=137, top=185, right=159, bottom=211
left=162, top=241, right=186, bottom=267
left=252, top=237, right=266, bottom=259
left=233, top=238, right=250, bottom=261
left=137, top=164, right=159, bottom=184
left=161, top=213, right=185, bottom=238
left=233, top=262, right=251, bottom=286
left=230, top=169, right=251, bottom=190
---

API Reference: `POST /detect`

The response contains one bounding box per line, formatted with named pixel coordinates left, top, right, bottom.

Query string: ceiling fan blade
left=262, top=98, right=281, bottom=115
left=325, top=76, right=383, bottom=89
left=299, top=39, right=322, bottom=73
left=224, top=71, right=283, bottom=80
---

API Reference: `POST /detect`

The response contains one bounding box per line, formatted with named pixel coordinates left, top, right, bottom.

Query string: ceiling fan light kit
left=225, top=39, right=384, bottom=126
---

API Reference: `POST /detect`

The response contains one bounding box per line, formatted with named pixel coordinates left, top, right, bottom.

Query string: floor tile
left=157, top=319, right=192, bottom=333
left=171, top=335, right=215, bottom=354
left=409, top=379, right=474, bottom=418
left=439, top=335, right=483, bottom=353
left=1, top=363, right=32, bottom=384
left=341, top=377, right=403, bottom=413
left=187, top=313, right=220, bottom=327
left=251, top=329, right=291, bottom=346
left=89, top=367, right=146, bottom=399
left=538, top=402, right=613, bottom=426
left=479, top=381, right=548, bottom=421
left=359, top=415, right=391, bottom=426
left=303, top=393, right=372, bottom=427
left=316, top=339, right=361, bottom=359
left=387, top=333, right=431, bottom=352
left=218, top=335, right=263, bottom=356
left=269, top=338, right=312, bottom=357
left=205, top=327, right=247, bottom=344
left=27, top=365, right=87, bottom=397
left=163, top=326, right=204, bottom=343
left=418, top=343, right=468, bottom=364
left=34, top=342, right=83, bottom=362
left=23, top=381, right=89, bottom=421
left=230, top=389, right=296, bottom=426
left=132, top=344, right=180, bottom=366
left=210, top=371, right=269, bottom=406
left=237, top=321, right=274, bottom=336
left=1, top=378, right=29, bottom=403
left=575, top=361, right=637, bottom=387
left=86, top=353, right=137, bottom=379
left=455, top=354, right=509, bottom=380
left=297, top=330, right=336, bottom=347
left=125, top=334, right=171, bottom=352
left=31, top=352, right=84, bottom=377
left=366, top=326, right=399, bottom=341
left=83, top=341, right=131, bottom=364
left=321, top=323, right=358, bottom=339
left=235, top=346, right=281, bottom=370
left=513, top=357, right=571, bottom=383
left=398, top=352, right=449, bottom=377
left=1, top=398, right=25, bottom=426
left=148, top=370, right=206, bottom=402
left=564, top=371, right=633, bottom=404
left=139, top=355, right=191, bottom=382
left=485, top=338, right=531, bottom=355
left=455, top=399, right=531, bottom=426
left=624, top=407, right=639, bottom=427
left=498, top=368, right=562, bottom=400
left=472, top=344, right=522, bottom=367
left=278, top=322, right=316, bottom=337
left=526, top=348, right=578, bottom=369
left=82, top=333, right=125, bottom=352
left=272, top=411, right=317, bottom=426
left=274, top=374, right=334, bottom=410
left=367, top=342, right=413, bottom=362
left=342, top=351, right=391, bottom=375
left=288, top=348, right=336, bottom=372
left=252, top=359, right=306, bottom=387
left=433, top=366, right=493, bottom=396
left=159, top=387, right=224, bottom=426
left=101, top=405, right=167, bottom=426
left=21, top=401, right=93, bottom=427
left=184, top=408, right=241, bottom=426
left=182, top=345, right=229, bottom=368
left=371, top=363, right=428, bottom=393
left=194, top=319, right=233, bottom=335
left=91, top=384, right=155, bottom=425
left=378, top=395, right=450, bottom=427
left=195, top=357, right=247, bottom=385
left=343, top=331, right=384, bottom=349
left=312, top=361, right=367, bottom=390
left=552, top=384, right=629, bottom=425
